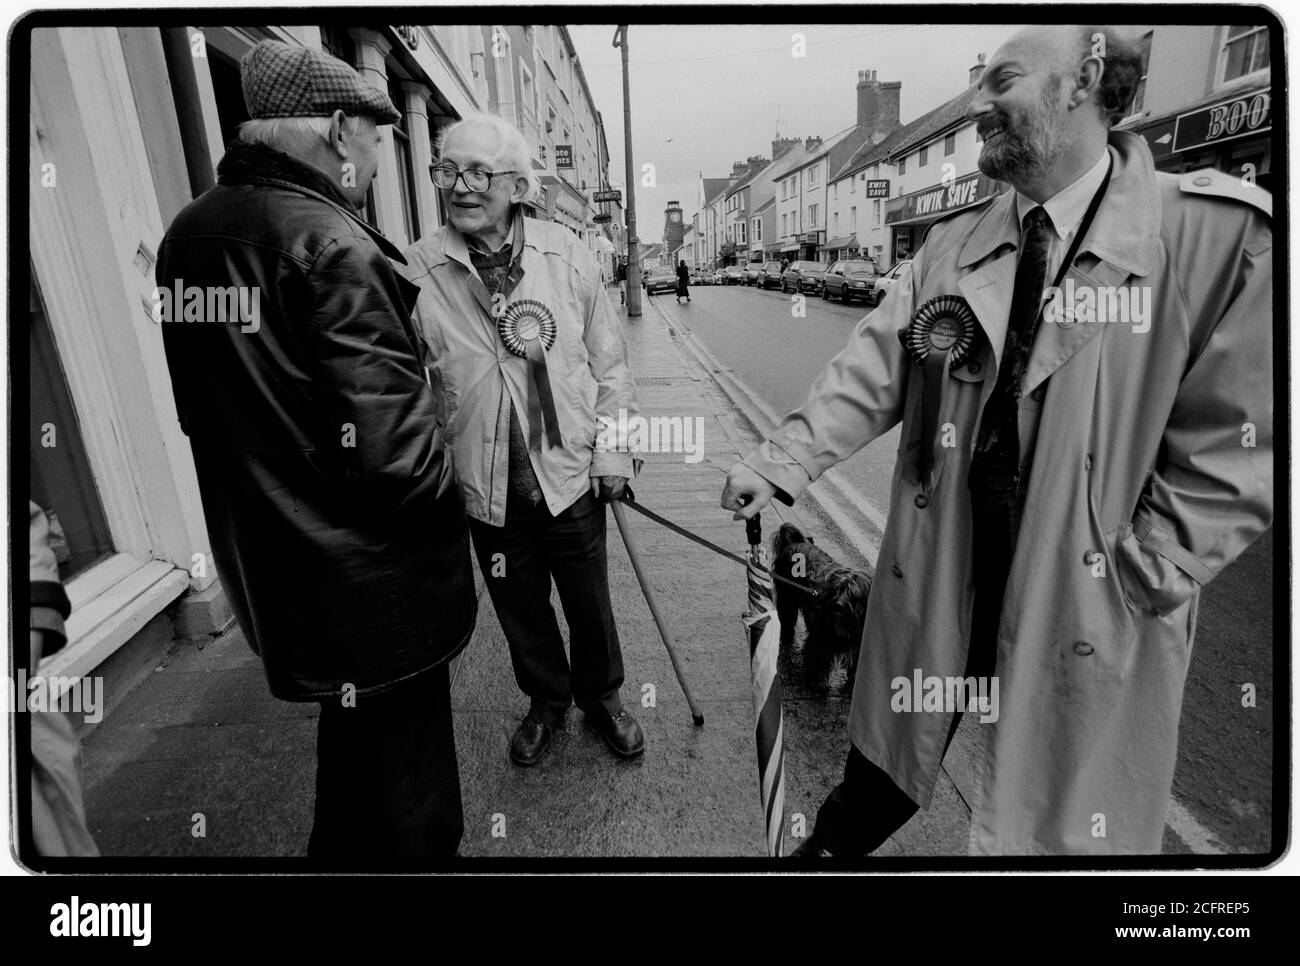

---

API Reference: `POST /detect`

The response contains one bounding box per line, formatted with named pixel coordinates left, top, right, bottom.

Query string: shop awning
left=824, top=235, right=857, bottom=250
left=779, top=241, right=799, bottom=252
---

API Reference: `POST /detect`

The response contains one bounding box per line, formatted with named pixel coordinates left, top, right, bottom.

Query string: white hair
left=435, top=111, right=540, bottom=201
left=237, top=114, right=362, bottom=157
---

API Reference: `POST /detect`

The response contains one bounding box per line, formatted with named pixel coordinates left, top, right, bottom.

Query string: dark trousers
left=811, top=474, right=1010, bottom=856
left=468, top=490, right=624, bottom=725
left=308, top=663, right=462, bottom=865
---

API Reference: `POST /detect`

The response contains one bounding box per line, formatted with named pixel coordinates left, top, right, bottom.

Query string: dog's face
left=828, top=571, right=871, bottom=647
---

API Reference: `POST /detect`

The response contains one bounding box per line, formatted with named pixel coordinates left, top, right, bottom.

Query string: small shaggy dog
left=771, top=522, right=873, bottom=686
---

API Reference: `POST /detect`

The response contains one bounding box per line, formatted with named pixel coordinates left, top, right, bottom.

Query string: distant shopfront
left=885, top=171, right=1002, bottom=262
left=1125, top=84, right=1272, bottom=189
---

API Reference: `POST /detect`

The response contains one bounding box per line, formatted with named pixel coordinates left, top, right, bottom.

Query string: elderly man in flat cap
left=157, top=40, right=476, bottom=864
left=403, top=113, right=644, bottom=768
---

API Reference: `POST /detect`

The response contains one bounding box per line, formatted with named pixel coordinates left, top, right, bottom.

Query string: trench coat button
left=1084, top=453, right=1093, bottom=471
left=914, top=493, right=928, bottom=508
left=966, top=359, right=982, bottom=375
left=891, top=563, right=903, bottom=578
left=1083, top=550, right=1098, bottom=565
left=1072, top=640, right=1095, bottom=656
left=1030, top=386, right=1045, bottom=402
left=1193, top=175, right=1212, bottom=187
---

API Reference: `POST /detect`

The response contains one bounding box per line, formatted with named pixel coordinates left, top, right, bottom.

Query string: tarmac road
left=661, top=281, right=1277, bottom=857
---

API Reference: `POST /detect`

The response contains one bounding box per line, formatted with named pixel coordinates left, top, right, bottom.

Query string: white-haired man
left=403, top=113, right=645, bottom=767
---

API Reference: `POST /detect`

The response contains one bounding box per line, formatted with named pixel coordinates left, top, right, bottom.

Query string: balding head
left=967, top=24, right=1139, bottom=199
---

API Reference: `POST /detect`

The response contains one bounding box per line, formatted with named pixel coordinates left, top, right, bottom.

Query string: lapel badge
left=904, top=295, right=976, bottom=368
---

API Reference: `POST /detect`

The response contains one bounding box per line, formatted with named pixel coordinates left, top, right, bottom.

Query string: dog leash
left=618, top=493, right=822, bottom=598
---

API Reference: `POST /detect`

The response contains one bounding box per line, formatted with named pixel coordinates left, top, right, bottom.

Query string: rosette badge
left=498, top=298, right=558, bottom=357
left=904, top=295, right=976, bottom=369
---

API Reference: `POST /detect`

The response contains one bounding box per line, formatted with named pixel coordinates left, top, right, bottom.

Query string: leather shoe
left=790, top=834, right=833, bottom=857
left=510, top=715, right=552, bottom=767
left=591, top=709, right=645, bottom=758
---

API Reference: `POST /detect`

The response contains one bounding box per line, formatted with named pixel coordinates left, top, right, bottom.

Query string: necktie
left=974, top=205, right=1053, bottom=464
left=964, top=205, right=1053, bottom=670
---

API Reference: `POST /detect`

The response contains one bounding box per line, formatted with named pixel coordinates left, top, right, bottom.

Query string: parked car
left=743, top=263, right=765, bottom=286
left=872, top=259, right=911, bottom=304
left=711, top=269, right=726, bottom=285
left=760, top=261, right=785, bottom=289
left=822, top=258, right=882, bottom=304
left=644, top=267, right=678, bottom=296
left=690, top=268, right=710, bottom=286
left=723, top=265, right=747, bottom=285
left=781, top=260, right=825, bottom=294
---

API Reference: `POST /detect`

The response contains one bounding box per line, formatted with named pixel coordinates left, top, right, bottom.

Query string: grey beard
left=978, top=133, right=1049, bottom=187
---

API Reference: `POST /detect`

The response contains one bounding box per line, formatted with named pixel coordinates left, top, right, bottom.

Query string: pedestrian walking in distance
left=723, top=23, right=1271, bottom=856
left=676, top=259, right=691, bottom=303
left=403, top=112, right=646, bottom=768
left=157, top=41, right=477, bottom=863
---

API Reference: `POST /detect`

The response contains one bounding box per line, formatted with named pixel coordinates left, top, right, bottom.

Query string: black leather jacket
left=158, top=139, right=475, bottom=700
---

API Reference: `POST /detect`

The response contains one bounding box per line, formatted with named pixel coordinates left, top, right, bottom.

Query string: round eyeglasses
left=429, top=163, right=517, bottom=192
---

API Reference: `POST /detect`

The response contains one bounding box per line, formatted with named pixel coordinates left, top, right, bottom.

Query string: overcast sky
left=568, top=22, right=1024, bottom=244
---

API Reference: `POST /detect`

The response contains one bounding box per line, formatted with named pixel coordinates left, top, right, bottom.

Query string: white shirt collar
left=1015, top=149, right=1111, bottom=240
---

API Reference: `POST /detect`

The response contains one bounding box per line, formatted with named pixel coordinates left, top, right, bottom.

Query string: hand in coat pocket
left=1114, top=521, right=1201, bottom=616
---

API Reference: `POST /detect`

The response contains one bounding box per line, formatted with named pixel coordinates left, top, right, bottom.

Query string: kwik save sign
left=885, top=172, right=1000, bottom=226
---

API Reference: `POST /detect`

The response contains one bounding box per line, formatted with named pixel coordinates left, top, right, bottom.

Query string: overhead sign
left=593, top=188, right=623, bottom=203
left=1173, top=88, right=1270, bottom=153
left=554, top=144, right=574, bottom=169
left=865, top=179, right=890, bottom=198
left=885, top=172, right=999, bottom=226
left=592, top=212, right=612, bottom=224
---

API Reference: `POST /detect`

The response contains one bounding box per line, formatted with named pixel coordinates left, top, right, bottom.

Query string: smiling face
left=967, top=27, right=1080, bottom=192
left=438, top=122, right=529, bottom=248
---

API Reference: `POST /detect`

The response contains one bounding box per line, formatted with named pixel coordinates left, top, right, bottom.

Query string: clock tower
left=663, top=201, right=685, bottom=264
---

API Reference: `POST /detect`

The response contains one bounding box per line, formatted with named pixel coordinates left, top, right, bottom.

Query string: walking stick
left=611, top=499, right=705, bottom=726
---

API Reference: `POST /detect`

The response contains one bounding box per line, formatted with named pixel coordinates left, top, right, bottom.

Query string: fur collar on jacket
left=217, top=138, right=357, bottom=211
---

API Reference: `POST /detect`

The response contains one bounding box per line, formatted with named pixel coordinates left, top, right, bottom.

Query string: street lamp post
left=613, top=24, right=641, bottom=317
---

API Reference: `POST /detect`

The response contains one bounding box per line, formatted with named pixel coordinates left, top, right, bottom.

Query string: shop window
left=1219, top=25, right=1269, bottom=85
left=207, top=48, right=249, bottom=150
left=387, top=72, right=420, bottom=244
left=919, top=146, right=928, bottom=167
left=944, top=132, right=956, bottom=155
left=898, top=155, right=906, bottom=175
left=30, top=267, right=114, bottom=581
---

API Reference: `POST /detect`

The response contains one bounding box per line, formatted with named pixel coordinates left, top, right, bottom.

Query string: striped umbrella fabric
left=743, top=514, right=786, bottom=857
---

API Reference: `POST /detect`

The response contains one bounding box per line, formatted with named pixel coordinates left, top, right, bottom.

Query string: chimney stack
left=804, top=135, right=822, bottom=152
left=858, top=69, right=902, bottom=141
left=969, top=52, right=986, bottom=85
left=771, top=136, right=800, bottom=159
left=857, top=69, right=880, bottom=131
left=877, top=81, right=901, bottom=136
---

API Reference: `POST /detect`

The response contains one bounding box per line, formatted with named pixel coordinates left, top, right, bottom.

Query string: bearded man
left=723, top=24, right=1272, bottom=855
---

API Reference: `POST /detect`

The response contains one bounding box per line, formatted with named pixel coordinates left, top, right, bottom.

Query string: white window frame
left=1216, top=24, right=1269, bottom=89
left=30, top=28, right=207, bottom=689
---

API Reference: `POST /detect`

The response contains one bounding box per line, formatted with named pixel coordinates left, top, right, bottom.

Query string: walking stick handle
left=746, top=513, right=762, bottom=548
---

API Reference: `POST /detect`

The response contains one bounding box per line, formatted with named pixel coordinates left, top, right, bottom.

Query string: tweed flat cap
left=241, top=40, right=401, bottom=124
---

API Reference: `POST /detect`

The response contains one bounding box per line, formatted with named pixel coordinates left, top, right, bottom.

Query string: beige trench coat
left=745, top=132, right=1272, bottom=854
